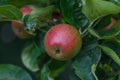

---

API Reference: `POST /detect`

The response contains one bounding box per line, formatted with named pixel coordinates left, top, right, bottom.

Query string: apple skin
left=12, top=21, right=33, bottom=39
left=20, top=5, right=32, bottom=17
left=11, top=5, right=33, bottom=39
left=103, top=17, right=116, bottom=31
left=44, top=24, right=82, bottom=61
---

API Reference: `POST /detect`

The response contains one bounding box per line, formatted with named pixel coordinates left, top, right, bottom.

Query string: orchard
left=0, top=0, right=120, bottom=80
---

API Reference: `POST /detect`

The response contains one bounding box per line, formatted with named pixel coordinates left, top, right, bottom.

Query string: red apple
left=20, top=5, right=32, bottom=17
left=44, top=24, right=82, bottom=60
left=12, top=21, right=33, bottom=39
left=12, top=5, right=33, bottom=39
left=103, top=17, right=116, bottom=31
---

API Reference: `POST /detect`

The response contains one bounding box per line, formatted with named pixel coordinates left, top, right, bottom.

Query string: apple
left=103, top=17, right=116, bottom=31
left=44, top=24, right=82, bottom=60
left=20, top=5, right=32, bottom=17
left=11, top=5, right=33, bottom=39
left=12, top=21, right=33, bottom=39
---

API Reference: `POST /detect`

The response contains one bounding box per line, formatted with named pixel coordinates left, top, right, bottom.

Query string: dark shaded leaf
left=40, top=65, right=54, bottom=80
left=73, top=45, right=101, bottom=80
left=0, top=64, right=32, bottom=80
left=60, top=0, right=89, bottom=30
left=22, top=43, right=41, bottom=72
left=48, top=60, right=66, bottom=78
left=88, top=20, right=120, bottom=39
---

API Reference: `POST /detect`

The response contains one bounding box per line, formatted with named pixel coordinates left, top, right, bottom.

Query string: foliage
left=0, top=64, right=32, bottom=80
left=0, top=0, right=120, bottom=80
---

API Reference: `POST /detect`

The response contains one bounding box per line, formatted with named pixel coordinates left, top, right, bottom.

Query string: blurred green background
left=0, top=21, right=26, bottom=66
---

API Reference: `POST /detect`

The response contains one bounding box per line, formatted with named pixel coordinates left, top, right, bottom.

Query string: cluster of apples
left=12, top=5, right=33, bottom=39
left=12, top=5, right=116, bottom=61
left=12, top=6, right=82, bottom=61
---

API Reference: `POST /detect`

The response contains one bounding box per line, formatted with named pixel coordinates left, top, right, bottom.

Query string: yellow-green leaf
left=99, top=45, right=120, bottom=66
left=82, top=0, right=120, bottom=21
left=0, top=5, right=22, bottom=21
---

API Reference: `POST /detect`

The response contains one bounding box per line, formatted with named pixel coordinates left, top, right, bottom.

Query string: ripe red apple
left=11, top=5, right=33, bottom=39
left=20, top=5, right=32, bottom=17
left=12, top=21, right=33, bottom=39
left=44, top=24, right=82, bottom=60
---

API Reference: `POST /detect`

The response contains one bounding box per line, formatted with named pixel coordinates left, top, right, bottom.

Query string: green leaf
left=48, top=60, right=66, bottom=78
left=106, top=42, right=120, bottom=57
left=1, top=0, right=35, bottom=8
left=116, top=33, right=120, bottom=40
left=40, top=65, right=54, bottom=80
left=29, top=5, right=54, bottom=22
left=96, top=63, right=119, bottom=80
left=0, top=64, right=32, bottom=80
left=60, top=0, right=89, bottom=29
left=111, top=39, right=120, bottom=51
left=0, top=5, right=22, bottom=21
left=100, top=20, right=120, bottom=38
left=68, top=71, right=80, bottom=80
left=99, top=45, right=120, bottom=66
left=73, top=45, right=101, bottom=80
left=113, top=34, right=120, bottom=48
left=82, top=0, right=120, bottom=21
left=21, top=43, right=41, bottom=72
left=88, top=20, right=120, bottom=39
left=95, top=15, right=112, bottom=31
left=88, top=28, right=101, bottom=39
left=91, top=64, right=98, bottom=80
left=23, top=5, right=54, bottom=35
left=38, top=58, right=66, bottom=79
left=81, top=18, right=101, bottom=37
